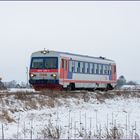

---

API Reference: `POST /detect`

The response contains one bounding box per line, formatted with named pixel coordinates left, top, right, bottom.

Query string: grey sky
left=0, top=2, right=140, bottom=82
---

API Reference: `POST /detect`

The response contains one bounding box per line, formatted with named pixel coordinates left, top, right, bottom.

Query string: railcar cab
left=29, top=49, right=117, bottom=91
left=29, top=49, right=61, bottom=90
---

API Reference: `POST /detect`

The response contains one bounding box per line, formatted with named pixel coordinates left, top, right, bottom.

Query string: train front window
left=45, top=57, right=58, bottom=69
left=31, top=58, right=44, bottom=69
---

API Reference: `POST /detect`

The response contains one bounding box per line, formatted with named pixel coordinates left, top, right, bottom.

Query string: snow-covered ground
left=8, top=88, right=35, bottom=93
left=0, top=88, right=35, bottom=94
left=0, top=90, right=140, bottom=139
left=121, top=85, right=140, bottom=90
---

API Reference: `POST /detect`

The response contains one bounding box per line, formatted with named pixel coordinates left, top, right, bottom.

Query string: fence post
left=1, top=123, right=4, bottom=140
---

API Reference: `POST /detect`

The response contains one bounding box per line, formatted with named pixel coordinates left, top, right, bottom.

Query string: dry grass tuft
left=46, top=98, right=55, bottom=108
left=25, top=99, right=38, bottom=110
left=14, top=92, right=33, bottom=101
left=0, top=110, right=15, bottom=123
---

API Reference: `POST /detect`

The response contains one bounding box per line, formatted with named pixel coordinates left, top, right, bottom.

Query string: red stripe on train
left=30, top=69, right=58, bottom=73
left=60, top=79, right=116, bottom=84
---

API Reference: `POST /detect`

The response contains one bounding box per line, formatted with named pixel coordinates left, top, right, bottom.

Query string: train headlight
left=51, top=74, right=57, bottom=78
left=53, top=74, right=57, bottom=77
left=30, top=74, right=35, bottom=77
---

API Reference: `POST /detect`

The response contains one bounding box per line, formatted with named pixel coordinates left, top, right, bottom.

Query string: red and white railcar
left=29, top=49, right=117, bottom=90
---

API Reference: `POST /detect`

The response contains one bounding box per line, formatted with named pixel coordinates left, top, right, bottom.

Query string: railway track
left=0, top=89, right=140, bottom=97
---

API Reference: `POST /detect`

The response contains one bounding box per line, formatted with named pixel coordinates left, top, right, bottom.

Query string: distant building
left=0, top=78, right=6, bottom=90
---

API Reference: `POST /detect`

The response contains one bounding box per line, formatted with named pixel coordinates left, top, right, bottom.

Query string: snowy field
left=0, top=89, right=140, bottom=139
left=120, top=85, right=140, bottom=90
left=0, top=88, right=35, bottom=93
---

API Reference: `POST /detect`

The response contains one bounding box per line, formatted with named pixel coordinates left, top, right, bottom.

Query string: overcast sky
left=0, top=2, right=140, bottom=83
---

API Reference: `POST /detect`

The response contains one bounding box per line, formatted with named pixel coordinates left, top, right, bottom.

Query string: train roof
left=31, top=49, right=115, bottom=63
left=58, top=51, right=114, bottom=62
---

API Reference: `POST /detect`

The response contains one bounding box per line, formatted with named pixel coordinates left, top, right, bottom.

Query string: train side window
left=103, top=65, right=108, bottom=75
left=75, top=61, right=78, bottom=73
left=72, top=61, right=75, bottom=72
left=87, top=63, right=90, bottom=73
left=100, top=64, right=103, bottom=75
left=103, top=65, right=105, bottom=74
left=102, top=65, right=104, bottom=74
left=85, top=62, right=88, bottom=73
left=109, top=65, right=112, bottom=75
left=96, top=64, right=99, bottom=74
left=90, top=63, right=93, bottom=74
left=106, top=65, right=109, bottom=75
left=69, top=61, right=72, bottom=72
left=98, top=64, right=101, bottom=74
left=108, top=70, right=110, bottom=75
left=107, top=65, right=111, bottom=75
left=106, top=65, right=108, bottom=75
left=82, top=62, right=85, bottom=73
left=94, top=64, right=97, bottom=74
left=69, top=61, right=75, bottom=72
left=78, top=62, right=80, bottom=67
left=80, top=62, right=84, bottom=73
left=77, top=62, right=80, bottom=73
left=92, top=63, right=94, bottom=74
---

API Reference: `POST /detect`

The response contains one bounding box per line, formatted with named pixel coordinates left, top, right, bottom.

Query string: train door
left=60, top=59, right=68, bottom=83
left=112, top=64, right=117, bottom=81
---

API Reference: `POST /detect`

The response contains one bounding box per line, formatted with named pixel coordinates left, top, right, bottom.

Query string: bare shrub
left=96, top=95, right=105, bottom=103
left=40, top=121, right=61, bottom=139
left=83, top=94, right=90, bottom=102
left=103, top=126, right=124, bottom=139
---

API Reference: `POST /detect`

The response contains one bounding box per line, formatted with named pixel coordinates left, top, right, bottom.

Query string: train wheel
left=67, top=83, right=75, bottom=91
left=67, top=85, right=72, bottom=91
left=106, top=84, right=113, bottom=90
